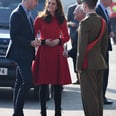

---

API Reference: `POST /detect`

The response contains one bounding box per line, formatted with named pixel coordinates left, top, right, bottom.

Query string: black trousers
left=103, top=51, right=109, bottom=99
left=13, top=60, right=33, bottom=116
left=111, top=18, right=116, bottom=44
left=40, top=84, right=62, bottom=110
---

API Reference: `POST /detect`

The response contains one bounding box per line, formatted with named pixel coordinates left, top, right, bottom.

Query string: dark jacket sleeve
left=96, top=5, right=112, bottom=51
left=10, top=12, right=31, bottom=47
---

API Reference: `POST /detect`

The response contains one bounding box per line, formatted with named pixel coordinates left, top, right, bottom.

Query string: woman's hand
left=63, top=49, right=69, bottom=58
left=46, top=39, right=60, bottom=47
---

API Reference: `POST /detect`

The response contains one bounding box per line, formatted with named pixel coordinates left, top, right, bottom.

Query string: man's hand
left=110, top=31, right=115, bottom=38
left=31, top=39, right=40, bottom=47
left=77, top=70, right=82, bottom=73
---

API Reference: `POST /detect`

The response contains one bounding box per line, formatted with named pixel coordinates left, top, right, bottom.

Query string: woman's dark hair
left=38, top=0, right=65, bottom=24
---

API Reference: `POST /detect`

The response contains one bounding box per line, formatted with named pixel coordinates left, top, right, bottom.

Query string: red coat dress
left=32, top=16, right=72, bottom=85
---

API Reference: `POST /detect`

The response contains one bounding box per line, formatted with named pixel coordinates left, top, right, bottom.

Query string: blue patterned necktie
left=105, top=9, right=110, bottom=21
left=27, top=12, right=33, bottom=32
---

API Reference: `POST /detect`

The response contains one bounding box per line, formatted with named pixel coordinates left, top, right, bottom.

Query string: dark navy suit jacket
left=67, top=3, right=79, bottom=41
left=96, top=4, right=112, bottom=51
left=8, top=4, right=35, bottom=61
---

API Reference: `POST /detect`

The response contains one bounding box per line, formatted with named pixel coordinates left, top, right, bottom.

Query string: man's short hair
left=81, top=0, right=98, bottom=9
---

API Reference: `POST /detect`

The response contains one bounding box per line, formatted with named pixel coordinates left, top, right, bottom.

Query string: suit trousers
left=103, top=51, right=109, bottom=99
left=111, top=18, right=116, bottom=44
left=13, top=60, right=33, bottom=116
left=80, top=69, right=104, bottom=116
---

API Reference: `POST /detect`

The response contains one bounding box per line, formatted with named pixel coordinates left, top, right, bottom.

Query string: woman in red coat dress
left=32, top=0, right=71, bottom=115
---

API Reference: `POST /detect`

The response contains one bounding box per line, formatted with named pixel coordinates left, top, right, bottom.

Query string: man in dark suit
left=67, top=0, right=82, bottom=84
left=77, top=0, right=108, bottom=115
left=9, top=0, right=39, bottom=115
left=64, top=4, right=85, bottom=76
left=96, top=0, right=114, bottom=105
